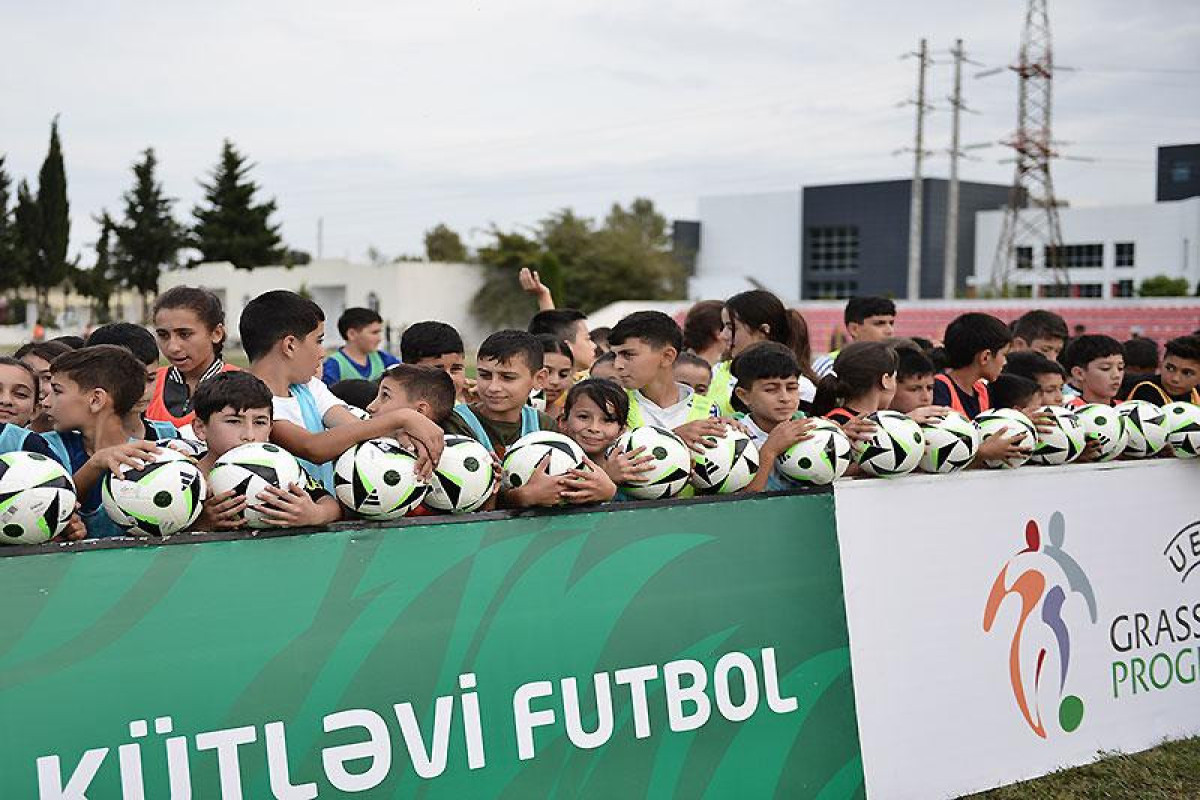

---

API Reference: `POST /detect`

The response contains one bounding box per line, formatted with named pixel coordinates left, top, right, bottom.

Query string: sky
left=2, top=0, right=1198, bottom=266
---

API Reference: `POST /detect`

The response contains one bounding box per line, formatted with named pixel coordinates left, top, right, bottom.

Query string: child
left=589, top=350, right=618, bottom=382
left=1127, top=334, right=1200, bottom=405
left=535, top=334, right=575, bottom=420
left=15, top=340, right=73, bottom=433
left=1009, top=309, right=1069, bottom=361
left=322, top=307, right=400, bottom=385
left=812, top=296, right=897, bottom=378
left=673, top=352, right=713, bottom=397
left=0, top=357, right=57, bottom=458
left=551, top=379, right=627, bottom=503
left=811, top=342, right=898, bottom=426
left=1003, top=351, right=1066, bottom=407
left=988, top=374, right=1040, bottom=416
left=932, top=313, right=1012, bottom=419
left=400, top=321, right=469, bottom=402
left=367, top=364, right=457, bottom=427
left=191, top=371, right=342, bottom=531
left=889, top=344, right=937, bottom=414
left=529, top=308, right=596, bottom=372
left=728, top=342, right=815, bottom=492
left=149, top=286, right=238, bottom=432
left=717, top=290, right=818, bottom=413
left=85, top=322, right=182, bottom=442
left=1061, top=335, right=1124, bottom=407
left=590, top=326, right=612, bottom=356
left=683, top=300, right=727, bottom=367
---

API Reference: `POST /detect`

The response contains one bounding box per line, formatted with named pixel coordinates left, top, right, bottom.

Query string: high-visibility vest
left=709, top=361, right=735, bottom=416
left=453, top=403, right=541, bottom=458
left=934, top=374, right=990, bottom=417
left=327, top=349, right=386, bottom=382
left=626, top=389, right=717, bottom=429
left=145, top=363, right=239, bottom=428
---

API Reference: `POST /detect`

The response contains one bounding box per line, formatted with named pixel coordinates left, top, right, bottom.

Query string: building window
left=1076, top=283, right=1103, bottom=298
left=1113, top=279, right=1135, bottom=298
left=1045, top=243, right=1103, bottom=270
left=1115, top=242, right=1135, bottom=268
left=806, top=280, right=858, bottom=299
left=1016, top=246, right=1033, bottom=270
left=1012, top=285, right=1033, bottom=298
left=807, top=226, right=859, bottom=273
left=366, top=291, right=381, bottom=312
left=1040, top=284, right=1071, bottom=298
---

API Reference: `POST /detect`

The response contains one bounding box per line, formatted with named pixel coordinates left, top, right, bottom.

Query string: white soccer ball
left=691, top=428, right=759, bottom=494
left=102, top=448, right=207, bottom=537
left=776, top=418, right=852, bottom=486
left=501, top=431, right=586, bottom=493
left=1074, top=403, right=1128, bottom=462
left=612, top=426, right=693, bottom=499
left=854, top=410, right=924, bottom=478
left=1162, top=401, right=1200, bottom=458
left=1116, top=400, right=1168, bottom=459
left=974, top=409, right=1038, bottom=469
left=0, top=452, right=76, bottom=545
left=335, top=438, right=429, bottom=520
left=919, top=411, right=980, bottom=474
left=208, top=442, right=306, bottom=529
left=426, top=435, right=496, bottom=513
left=1029, top=405, right=1086, bottom=466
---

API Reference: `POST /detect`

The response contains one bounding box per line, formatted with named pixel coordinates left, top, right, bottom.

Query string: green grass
left=967, top=737, right=1200, bottom=799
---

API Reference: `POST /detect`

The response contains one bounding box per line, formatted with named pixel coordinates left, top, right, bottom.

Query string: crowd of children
left=3, top=279, right=1199, bottom=544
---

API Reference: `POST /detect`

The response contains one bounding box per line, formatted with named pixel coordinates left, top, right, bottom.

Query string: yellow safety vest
left=626, top=389, right=718, bottom=429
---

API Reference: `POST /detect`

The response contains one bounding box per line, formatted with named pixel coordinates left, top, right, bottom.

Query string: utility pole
left=317, top=216, right=324, bottom=260
left=943, top=39, right=965, bottom=299
left=906, top=38, right=929, bottom=300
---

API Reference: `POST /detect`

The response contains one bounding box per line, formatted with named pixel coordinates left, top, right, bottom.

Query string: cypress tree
left=191, top=139, right=284, bottom=268
left=113, top=148, right=186, bottom=318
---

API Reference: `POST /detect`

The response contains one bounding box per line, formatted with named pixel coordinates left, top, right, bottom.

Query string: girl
left=682, top=300, right=726, bottom=366
left=811, top=341, right=899, bottom=428
left=534, top=334, right=575, bottom=421
left=717, top=290, right=820, bottom=414
left=559, top=379, right=653, bottom=498
left=0, top=357, right=43, bottom=429
left=14, top=340, right=73, bottom=433
left=149, top=286, right=237, bottom=432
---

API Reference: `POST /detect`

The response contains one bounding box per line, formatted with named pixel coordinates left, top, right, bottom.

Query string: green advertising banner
left=0, top=492, right=863, bottom=799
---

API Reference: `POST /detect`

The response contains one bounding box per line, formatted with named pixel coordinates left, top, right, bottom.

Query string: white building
left=158, top=259, right=489, bottom=349
left=690, top=190, right=802, bottom=301
left=972, top=197, right=1200, bottom=298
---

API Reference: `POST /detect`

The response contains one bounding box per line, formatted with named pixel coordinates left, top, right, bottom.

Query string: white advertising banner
left=835, top=459, right=1200, bottom=800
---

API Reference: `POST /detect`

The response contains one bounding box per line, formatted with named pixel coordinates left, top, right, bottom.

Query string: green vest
left=328, top=349, right=386, bottom=382
left=709, top=360, right=735, bottom=416
left=626, top=388, right=718, bottom=429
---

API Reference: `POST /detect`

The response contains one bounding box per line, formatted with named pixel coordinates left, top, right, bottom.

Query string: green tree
left=114, top=148, right=188, bottom=319
left=72, top=212, right=120, bottom=323
left=191, top=139, right=284, bottom=268
left=470, top=227, right=548, bottom=329
left=1138, top=275, right=1190, bottom=297
left=0, top=156, right=21, bottom=294
left=17, top=119, right=73, bottom=322
left=424, top=223, right=468, bottom=262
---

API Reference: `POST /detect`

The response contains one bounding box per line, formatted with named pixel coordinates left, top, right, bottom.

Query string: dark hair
left=682, top=300, right=724, bottom=353
left=49, top=335, right=86, bottom=350
left=1164, top=335, right=1200, bottom=364
left=927, top=346, right=949, bottom=372
left=1061, top=335, right=1123, bottom=372
left=239, top=290, right=325, bottom=362
left=788, top=309, right=818, bottom=383
left=338, top=307, right=383, bottom=338
left=401, top=321, right=464, bottom=362
left=529, top=309, right=586, bottom=340
left=536, top=333, right=574, bottom=362
left=943, top=313, right=1013, bottom=369
left=674, top=351, right=713, bottom=375
left=381, top=364, right=455, bottom=424
left=154, top=286, right=227, bottom=356
left=591, top=350, right=616, bottom=370
left=844, top=296, right=896, bottom=326
left=1121, top=338, right=1158, bottom=372
left=910, top=336, right=935, bottom=352
left=608, top=311, right=683, bottom=352
left=49, top=345, right=145, bottom=416
left=725, top=290, right=818, bottom=383
left=730, top=341, right=800, bottom=385
left=811, top=341, right=898, bottom=417
left=15, top=340, right=73, bottom=364
left=988, top=374, right=1038, bottom=411
left=1003, top=350, right=1065, bottom=380
left=478, top=330, right=544, bottom=372
left=1012, top=309, right=1068, bottom=345
left=86, top=322, right=159, bottom=366
left=192, top=371, right=274, bottom=422
left=896, top=346, right=935, bottom=381
left=328, top=378, right=380, bottom=410
left=0, top=356, right=38, bottom=389
left=589, top=326, right=611, bottom=349
left=563, top=378, right=629, bottom=424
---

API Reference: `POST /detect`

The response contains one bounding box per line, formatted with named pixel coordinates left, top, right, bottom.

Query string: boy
left=813, top=296, right=897, bottom=378
left=1061, top=335, right=1124, bottom=407
left=85, top=322, right=182, bottom=442
left=988, top=374, right=1040, bottom=416
left=367, top=364, right=457, bottom=427
left=673, top=352, right=713, bottom=397
left=400, top=321, right=469, bottom=402
left=932, top=313, right=1012, bottom=419
left=1127, top=334, right=1200, bottom=405
left=529, top=308, right=596, bottom=372
left=1003, top=351, right=1066, bottom=407
left=729, top=342, right=814, bottom=492
left=589, top=350, right=618, bottom=382
left=1009, top=309, right=1069, bottom=361
left=321, top=307, right=400, bottom=385
left=191, top=371, right=342, bottom=530
left=889, top=344, right=937, bottom=414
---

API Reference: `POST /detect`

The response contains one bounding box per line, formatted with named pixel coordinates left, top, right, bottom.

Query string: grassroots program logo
left=982, top=511, right=1098, bottom=738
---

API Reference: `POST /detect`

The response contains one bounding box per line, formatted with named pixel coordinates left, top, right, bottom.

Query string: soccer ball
left=612, top=426, right=693, bottom=499
left=102, top=449, right=207, bottom=537
left=691, top=428, right=759, bottom=494
left=1162, top=402, right=1200, bottom=458
left=426, top=435, right=496, bottom=513
left=975, top=409, right=1038, bottom=469
left=208, top=442, right=306, bottom=529
left=776, top=418, right=852, bottom=486
left=1029, top=405, right=1086, bottom=466
left=334, top=438, right=429, bottom=520
left=1116, top=400, right=1168, bottom=458
left=1074, top=403, right=1128, bottom=462
left=854, top=410, right=924, bottom=478
left=918, top=411, right=980, bottom=474
left=501, top=431, right=586, bottom=492
left=0, top=452, right=76, bottom=545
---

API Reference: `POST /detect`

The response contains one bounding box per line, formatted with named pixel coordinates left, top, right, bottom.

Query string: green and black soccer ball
left=335, top=438, right=429, bottom=520
left=691, top=428, right=759, bottom=494
left=613, top=426, right=693, bottom=499
left=102, top=448, right=206, bottom=537
left=777, top=418, right=852, bottom=485
left=0, top=452, right=77, bottom=545
left=854, top=410, right=924, bottom=478
left=208, top=442, right=305, bottom=529
left=427, top=435, right=496, bottom=513
left=1162, top=401, right=1200, bottom=458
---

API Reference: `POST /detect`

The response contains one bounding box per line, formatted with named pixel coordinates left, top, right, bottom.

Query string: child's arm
left=271, top=409, right=445, bottom=476
left=559, top=457, right=617, bottom=504
left=519, top=267, right=556, bottom=310
left=601, top=445, right=655, bottom=485
left=74, top=441, right=162, bottom=497
left=744, top=419, right=814, bottom=494
left=256, top=483, right=343, bottom=527
left=501, top=462, right=568, bottom=508
left=195, top=490, right=249, bottom=531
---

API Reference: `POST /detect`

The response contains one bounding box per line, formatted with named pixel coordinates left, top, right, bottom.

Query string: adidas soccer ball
left=691, top=428, right=759, bottom=494
left=1074, top=403, right=1128, bottom=462
left=1162, top=402, right=1200, bottom=458
left=335, top=438, right=429, bottom=520
left=613, top=426, right=693, bottom=499
left=426, top=435, right=496, bottom=513
left=854, top=410, right=924, bottom=478
left=0, top=452, right=76, bottom=545
left=974, top=409, right=1037, bottom=469
left=1029, top=405, right=1086, bottom=466
left=208, top=442, right=306, bottom=529
left=501, top=431, right=586, bottom=492
left=1116, top=400, right=1168, bottom=458
left=776, top=418, right=852, bottom=486
left=102, top=448, right=207, bottom=537
left=919, top=411, right=980, bottom=474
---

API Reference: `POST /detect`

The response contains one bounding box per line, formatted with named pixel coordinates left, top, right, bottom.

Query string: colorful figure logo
left=983, top=511, right=1097, bottom=738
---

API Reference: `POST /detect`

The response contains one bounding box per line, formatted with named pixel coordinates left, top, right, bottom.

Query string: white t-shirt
left=632, top=384, right=717, bottom=430
left=740, top=414, right=770, bottom=448
left=272, top=377, right=348, bottom=430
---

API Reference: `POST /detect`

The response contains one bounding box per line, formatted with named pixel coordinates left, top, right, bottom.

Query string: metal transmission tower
left=986, top=0, right=1067, bottom=294
left=898, top=39, right=932, bottom=300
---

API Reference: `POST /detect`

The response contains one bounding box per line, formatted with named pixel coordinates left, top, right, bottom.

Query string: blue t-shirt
left=0, top=423, right=54, bottom=460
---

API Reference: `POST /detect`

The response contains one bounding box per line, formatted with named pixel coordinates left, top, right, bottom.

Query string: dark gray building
left=1157, top=144, right=1200, bottom=202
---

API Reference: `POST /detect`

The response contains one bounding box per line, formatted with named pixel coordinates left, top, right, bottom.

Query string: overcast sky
left=3, top=0, right=1198, bottom=265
